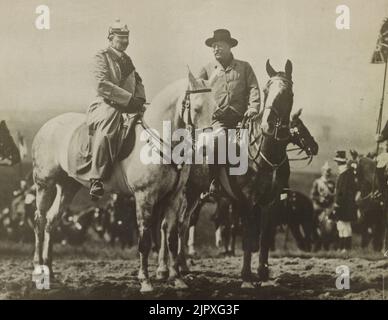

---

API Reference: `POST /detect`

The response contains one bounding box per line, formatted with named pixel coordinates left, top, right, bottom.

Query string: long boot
left=337, top=237, right=344, bottom=251
left=345, top=237, right=352, bottom=251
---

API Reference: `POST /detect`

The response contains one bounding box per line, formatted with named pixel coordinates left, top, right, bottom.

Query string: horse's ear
left=291, top=108, right=302, bottom=120
left=349, top=149, right=359, bottom=160
left=285, top=59, right=292, bottom=79
left=187, top=65, right=197, bottom=90
left=266, top=59, right=276, bottom=77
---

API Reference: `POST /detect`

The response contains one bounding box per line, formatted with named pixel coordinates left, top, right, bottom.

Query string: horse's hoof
left=31, top=265, right=53, bottom=290
left=188, top=247, right=197, bottom=258
left=174, top=278, right=189, bottom=290
left=258, top=265, right=270, bottom=282
left=179, top=265, right=190, bottom=275
left=140, top=280, right=154, bottom=293
left=241, top=281, right=261, bottom=289
left=156, top=269, right=169, bottom=280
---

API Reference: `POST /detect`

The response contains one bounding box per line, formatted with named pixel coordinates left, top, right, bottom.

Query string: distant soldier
left=87, top=19, right=146, bottom=200
left=332, top=151, right=358, bottom=252
left=310, top=161, right=336, bottom=215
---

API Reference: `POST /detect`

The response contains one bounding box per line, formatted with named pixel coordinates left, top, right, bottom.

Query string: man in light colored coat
left=87, top=19, right=146, bottom=200
left=198, top=29, right=261, bottom=195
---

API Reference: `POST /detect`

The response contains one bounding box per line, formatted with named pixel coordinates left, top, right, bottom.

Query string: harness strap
left=139, top=118, right=183, bottom=170
left=259, top=151, right=287, bottom=169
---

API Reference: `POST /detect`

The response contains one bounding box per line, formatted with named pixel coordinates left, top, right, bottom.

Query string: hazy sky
left=0, top=0, right=388, bottom=165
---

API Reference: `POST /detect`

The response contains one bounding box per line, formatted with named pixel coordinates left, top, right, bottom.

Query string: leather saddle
left=67, top=113, right=140, bottom=178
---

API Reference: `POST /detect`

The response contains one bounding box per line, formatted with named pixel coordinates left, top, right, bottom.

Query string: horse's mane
left=148, top=77, right=209, bottom=112
left=148, top=79, right=188, bottom=111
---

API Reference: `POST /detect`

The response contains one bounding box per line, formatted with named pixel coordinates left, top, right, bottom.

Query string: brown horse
left=31, top=71, right=216, bottom=292
left=160, top=60, right=319, bottom=287
left=175, top=108, right=319, bottom=273
left=352, top=155, right=385, bottom=251
left=0, top=120, right=20, bottom=166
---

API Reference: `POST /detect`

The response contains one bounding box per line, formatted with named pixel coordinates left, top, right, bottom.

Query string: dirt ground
left=0, top=242, right=386, bottom=300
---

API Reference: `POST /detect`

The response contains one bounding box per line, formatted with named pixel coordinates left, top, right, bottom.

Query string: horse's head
left=350, top=153, right=376, bottom=195
left=245, top=60, right=294, bottom=171
left=181, top=68, right=216, bottom=129
left=289, top=109, right=319, bottom=156
left=260, top=59, right=294, bottom=139
left=0, top=121, right=20, bottom=166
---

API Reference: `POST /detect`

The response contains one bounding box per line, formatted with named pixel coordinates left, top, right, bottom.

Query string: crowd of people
left=0, top=180, right=137, bottom=248
left=310, top=149, right=385, bottom=253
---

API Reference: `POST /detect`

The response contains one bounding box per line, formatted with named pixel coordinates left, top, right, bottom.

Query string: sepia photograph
left=0, top=0, right=387, bottom=305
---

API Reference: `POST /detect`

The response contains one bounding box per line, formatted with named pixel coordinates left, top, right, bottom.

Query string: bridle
left=243, top=75, right=293, bottom=171
left=243, top=115, right=315, bottom=173
left=181, top=88, right=212, bottom=141
left=261, top=106, right=291, bottom=142
left=261, top=76, right=294, bottom=142
left=288, top=124, right=314, bottom=164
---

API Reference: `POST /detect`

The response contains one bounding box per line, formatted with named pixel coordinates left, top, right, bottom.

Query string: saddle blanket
left=67, top=113, right=138, bottom=180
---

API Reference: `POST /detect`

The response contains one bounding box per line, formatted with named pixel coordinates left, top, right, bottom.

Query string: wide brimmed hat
left=205, top=29, right=238, bottom=48
left=333, top=150, right=347, bottom=163
left=108, top=18, right=129, bottom=38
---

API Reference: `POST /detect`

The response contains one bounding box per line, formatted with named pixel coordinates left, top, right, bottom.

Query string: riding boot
left=338, top=237, right=344, bottom=251
left=200, top=165, right=219, bottom=200
left=90, top=179, right=104, bottom=201
left=209, top=165, right=220, bottom=196
left=345, top=237, right=352, bottom=250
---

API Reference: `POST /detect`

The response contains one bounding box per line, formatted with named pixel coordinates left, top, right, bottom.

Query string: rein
left=139, top=88, right=211, bottom=170
left=243, top=113, right=314, bottom=173
left=260, top=106, right=290, bottom=142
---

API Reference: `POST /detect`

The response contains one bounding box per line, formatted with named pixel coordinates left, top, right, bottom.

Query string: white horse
left=31, top=71, right=216, bottom=292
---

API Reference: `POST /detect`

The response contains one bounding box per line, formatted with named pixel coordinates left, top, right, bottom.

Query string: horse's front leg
left=32, top=180, right=57, bottom=287
left=240, top=207, right=260, bottom=288
left=156, top=218, right=169, bottom=280
left=135, top=193, right=154, bottom=293
left=164, top=191, right=188, bottom=289
left=177, top=224, right=190, bottom=275
left=257, top=204, right=272, bottom=282
left=177, top=196, right=202, bottom=274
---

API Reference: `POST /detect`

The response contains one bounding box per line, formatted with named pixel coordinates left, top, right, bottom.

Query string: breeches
left=86, top=103, right=122, bottom=179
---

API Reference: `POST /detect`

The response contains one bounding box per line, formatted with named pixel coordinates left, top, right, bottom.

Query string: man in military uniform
left=198, top=29, right=261, bottom=195
left=310, top=161, right=336, bottom=216
left=87, top=19, right=146, bottom=200
left=332, top=151, right=358, bottom=252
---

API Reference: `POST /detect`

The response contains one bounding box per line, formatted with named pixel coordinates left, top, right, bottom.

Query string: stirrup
left=209, top=179, right=218, bottom=196
left=90, top=179, right=104, bottom=201
left=372, top=190, right=382, bottom=199
left=200, top=192, right=210, bottom=200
